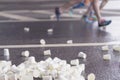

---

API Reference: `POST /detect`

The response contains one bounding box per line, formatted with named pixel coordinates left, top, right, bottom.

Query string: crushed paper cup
left=78, top=52, right=87, bottom=59
left=58, top=60, right=67, bottom=66
left=32, top=70, right=40, bottom=78
left=20, top=73, right=33, bottom=80
left=50, top=70, right=58, bottom=78
left=70, top=75, right=85, bottom=80
left=67, top=40, right=73, bottom=44
left=58, top=75, right=67, bottom=80
left=42, top=76, right=52, bottom=80
left=21, top=50, right=30, bottom=57
left=17, top=63, right=25, bottom=71
left=44, top=50, right=51, bottom=56
left=87, top=73, right=96, bottom=80
left=0, top=61, right=11, bottom=72
left=53, top=57, right=61, bottom=63
left=113, top=45, right=120, bottom=52
left=70, top=59, right=79, bottom=65
left=4, top=49, right=10, bottom=56
left=103, top=54, right=111, bottom=60
left=28, top=56, right=36, bottom=63
left=78, top=64, right=85, bottom=72
left=2, top=66, right=10, bottom=73
left=47, top=29, right=53, bottom=33
left=47, top=29, right=53, bottom=35
left=45, top=57, right=53, bottom=63
left=11, top=65, right=20, bottom=73
left=0, top=74, right=8, bottom=80
left=102, top=46, right=109, bottom=51
left=24, top=27, right=30, bottom=32
left=40, top=39, right=46, bottom=45
left=6, top=71, right=17, bottom=80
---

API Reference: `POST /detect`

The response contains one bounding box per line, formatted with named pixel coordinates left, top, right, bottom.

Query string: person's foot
left=90, top=15, right=97, bottom=21
left=82, top=15, right=87, bottom=19
left=69, top=9, right=74, bottom=16
left=86, top=17, right=96, bottom=23
left=55, top=7, right=61, bottom=21
left=89, top=11, right=97, bottom=21
left=82, top=15, right=94, bottom=23
left=99, top=20, right=112, bottom=27
left=88, top=17, right=96, bottom=21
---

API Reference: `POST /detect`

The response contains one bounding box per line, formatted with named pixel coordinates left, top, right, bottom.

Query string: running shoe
left=99, top=20, right=112, bottom=27
left=82, top=15, right=93, bottom=23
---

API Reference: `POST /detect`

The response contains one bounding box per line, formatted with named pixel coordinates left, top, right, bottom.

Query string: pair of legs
left=61, top=0, right=103, bottom=23
left=55, top=0, right=111, bottom=27
left=84, top=0, right=108, bottom=17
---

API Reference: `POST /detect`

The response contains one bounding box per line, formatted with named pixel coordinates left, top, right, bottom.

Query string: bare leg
left=60, top=0, right=82, bottom=13
left=92, top=0, right=102, bottom=23
left=84, top=0, right=108, bottom=17
left=83, top=4, right=93, bottom=16
left=100, top=0, right=108, bottom=10
left=55, top=0, right=82, bottom=20
left=55, top=0, right=111, bottom=26
left=91, top=0, right=111, bottom=27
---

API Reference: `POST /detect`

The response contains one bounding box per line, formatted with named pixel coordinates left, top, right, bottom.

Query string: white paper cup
left=4, top=49, right=10, bottom=56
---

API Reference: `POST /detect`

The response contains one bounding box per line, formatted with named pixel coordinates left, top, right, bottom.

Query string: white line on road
left=0, top=18, right=81, bottom=23
left=0, top=41, right=120, bottom=48
left=0, top=12, right=39, bottom=21
left=32, top=10, right=53, bottom=15
left=0, top=0, right=65, bottom=2
left=102, top=11, right=120, bottom=15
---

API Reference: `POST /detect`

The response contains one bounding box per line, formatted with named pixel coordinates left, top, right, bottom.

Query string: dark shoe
left=82, top=15, right=87, bottom=19
left=55, top=7, right=61, bottom=21
left=99, top=20, right=112, bottom=27
left=82, top=15, right=89, bottom=22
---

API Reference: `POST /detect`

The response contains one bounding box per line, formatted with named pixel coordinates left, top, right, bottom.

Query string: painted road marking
left=0, top=41, right=120, bottom=48
left=0, top=12, right=39, bottom=21
left=0, top=18, right=81, bottom=23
